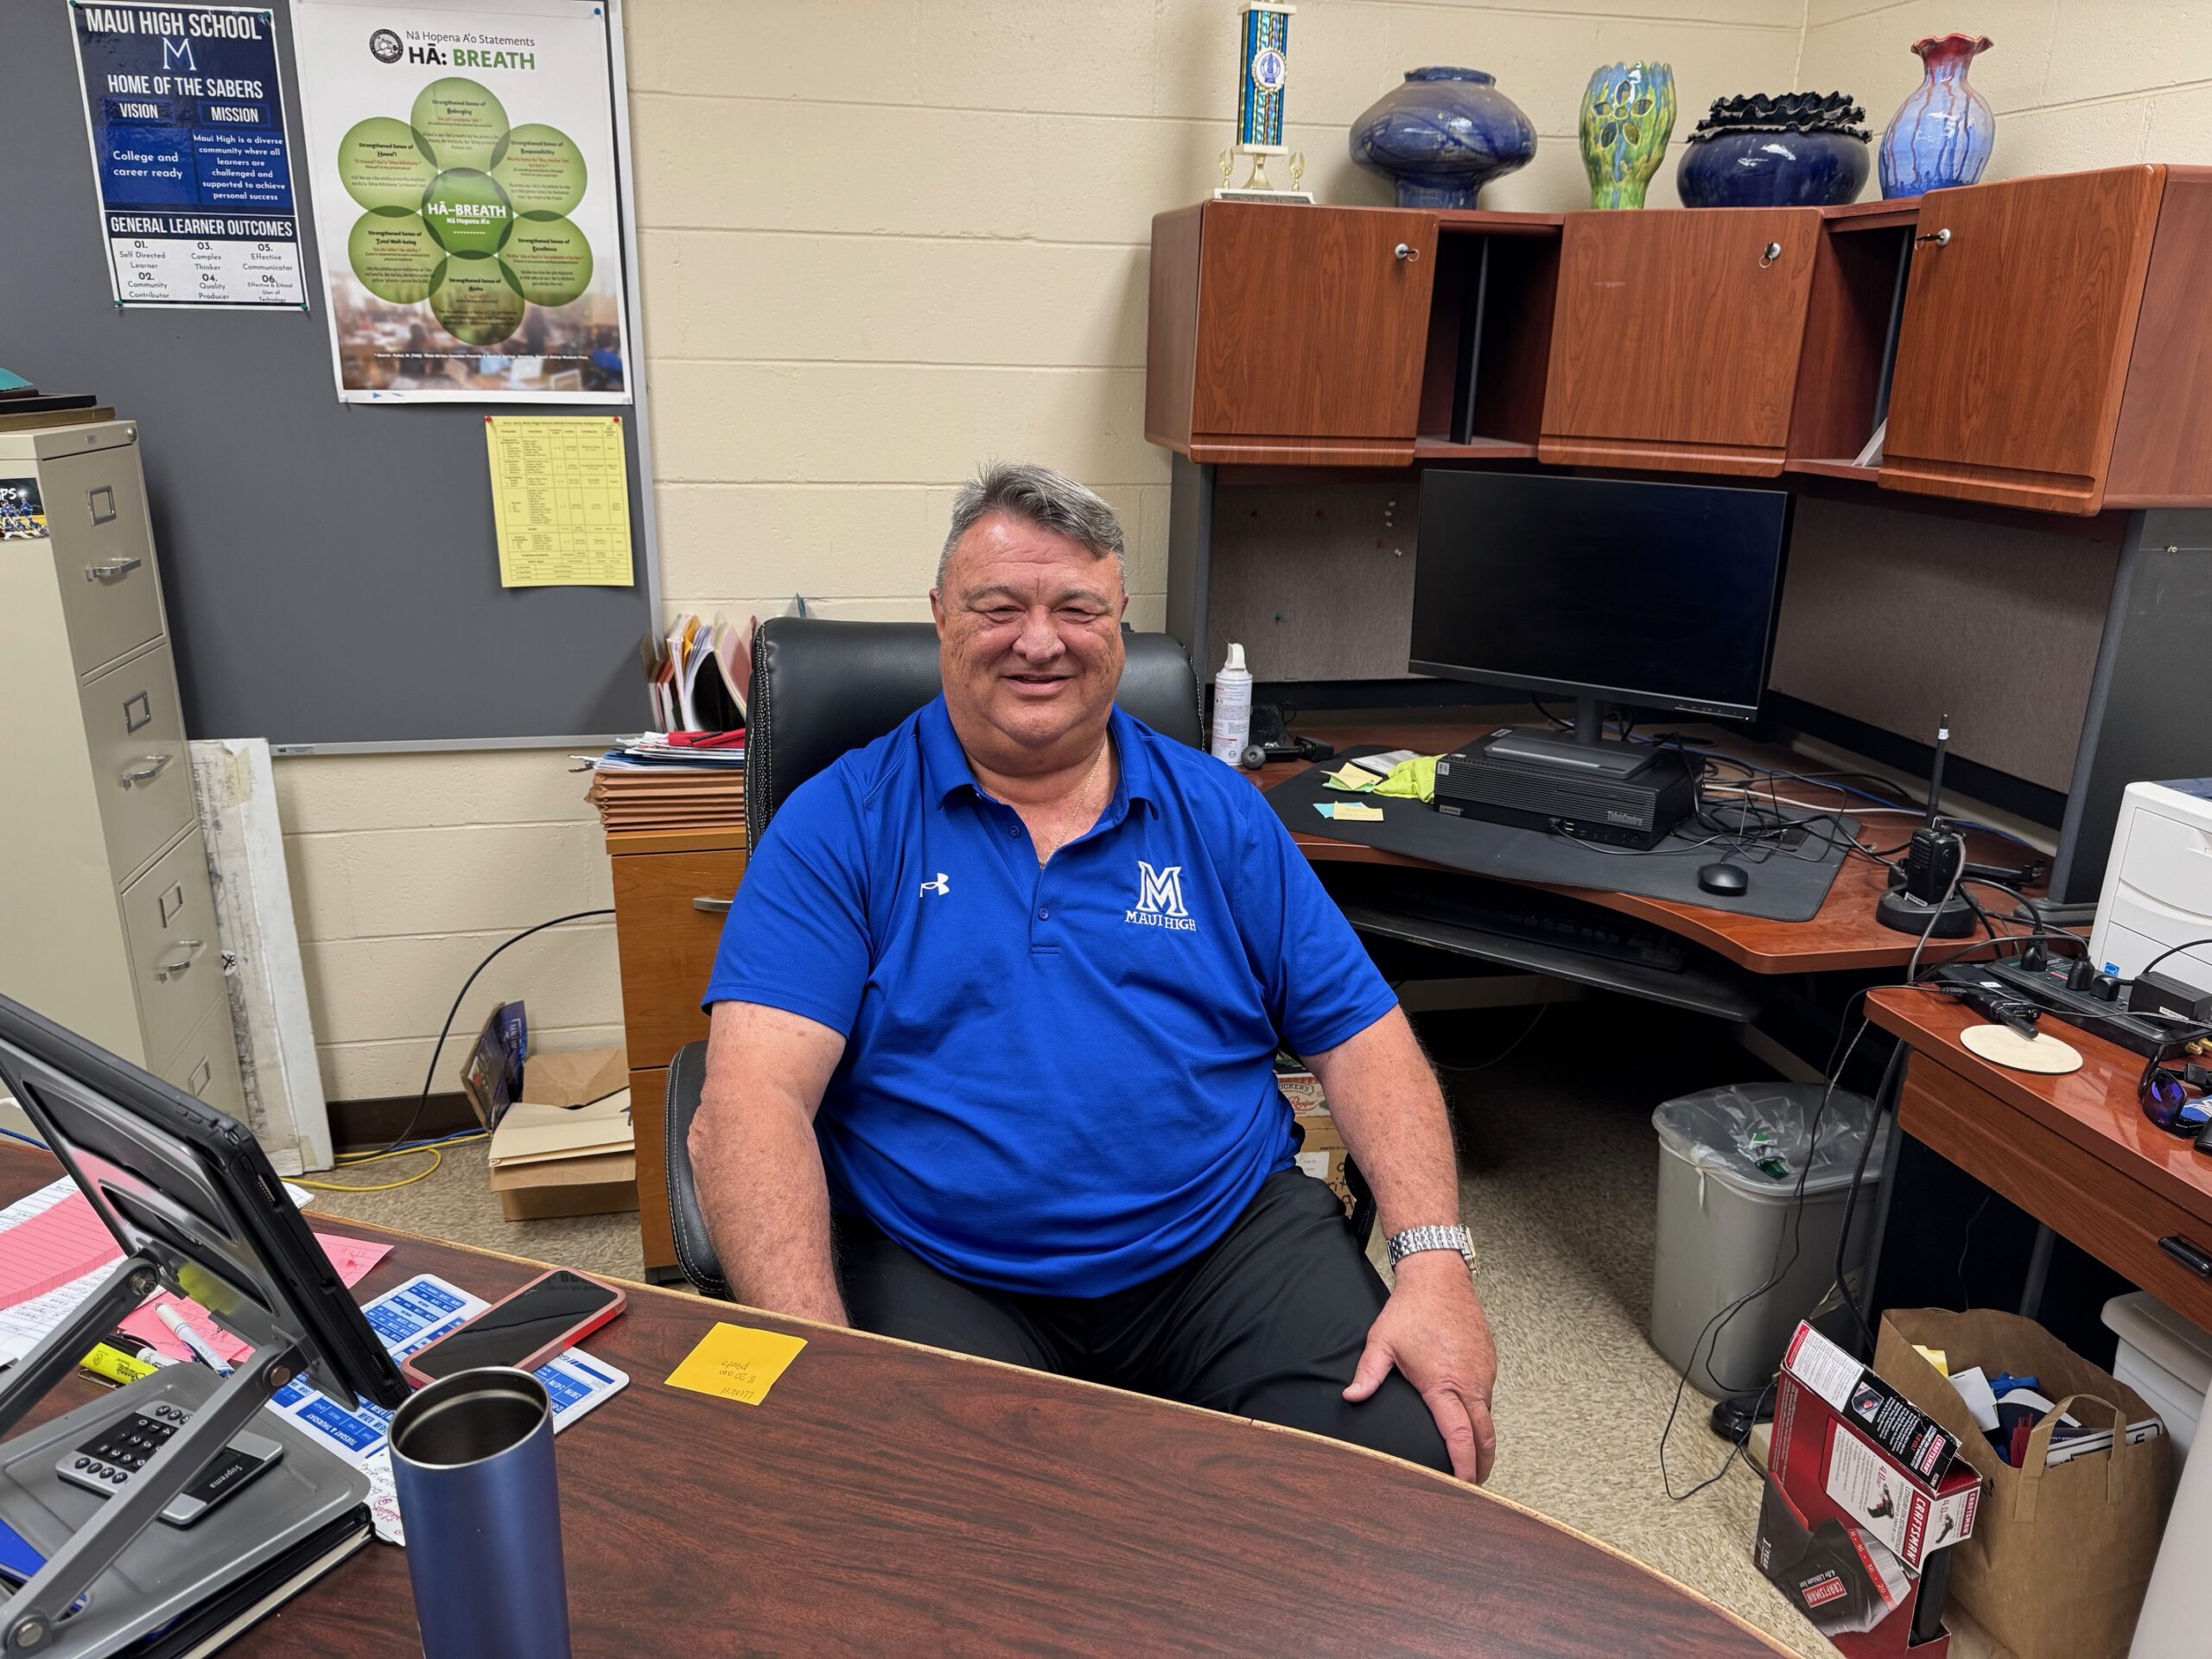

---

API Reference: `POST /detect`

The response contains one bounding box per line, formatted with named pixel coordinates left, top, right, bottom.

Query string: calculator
left=54, top=1402, right=284, bottom=1527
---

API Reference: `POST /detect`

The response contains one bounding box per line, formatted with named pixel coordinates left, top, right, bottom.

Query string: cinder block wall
left=276, top=0, right=1886, bottom=1104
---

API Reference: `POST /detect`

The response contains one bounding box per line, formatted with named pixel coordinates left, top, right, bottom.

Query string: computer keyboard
left=1355, top=873, right=1688, bottom=973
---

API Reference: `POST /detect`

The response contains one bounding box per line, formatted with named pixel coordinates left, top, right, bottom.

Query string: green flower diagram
left=339, top=77, right=591, bottom=346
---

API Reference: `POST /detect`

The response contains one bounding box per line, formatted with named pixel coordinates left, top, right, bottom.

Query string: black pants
left=834, top=1167, right=1451, bottom=1475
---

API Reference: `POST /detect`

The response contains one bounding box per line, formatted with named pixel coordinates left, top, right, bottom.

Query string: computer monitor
left=1409, top=470, right=1791, bottom=755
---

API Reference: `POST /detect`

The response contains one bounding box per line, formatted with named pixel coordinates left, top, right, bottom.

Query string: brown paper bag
left=1876, top=1309, right=2174, bottom=1659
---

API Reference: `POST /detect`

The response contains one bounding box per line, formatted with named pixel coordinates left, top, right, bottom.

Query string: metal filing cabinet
left=0, top=419, right=244, bottom=1118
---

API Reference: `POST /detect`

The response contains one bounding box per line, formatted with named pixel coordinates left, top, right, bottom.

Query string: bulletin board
left=0, top=0, right=658, bottom=750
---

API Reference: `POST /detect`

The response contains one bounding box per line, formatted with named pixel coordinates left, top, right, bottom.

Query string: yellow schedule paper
left=664, top=1322, right=808, bottom=1406
left=485, top=415, right=635, bottom=588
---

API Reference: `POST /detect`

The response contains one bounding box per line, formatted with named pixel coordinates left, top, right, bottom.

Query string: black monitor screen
left=1409, top=472, right=1790, bottom=718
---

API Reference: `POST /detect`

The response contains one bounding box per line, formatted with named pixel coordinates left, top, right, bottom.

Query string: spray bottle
left=1210, top=642, right=1253, bottom=766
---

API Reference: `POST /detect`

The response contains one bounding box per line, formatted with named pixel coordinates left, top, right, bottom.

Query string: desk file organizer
left=0, top=994, right=409, bottom=1657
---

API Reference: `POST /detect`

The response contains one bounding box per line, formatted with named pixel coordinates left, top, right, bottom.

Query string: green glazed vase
left=1580, top=61, right=1676, bottom=208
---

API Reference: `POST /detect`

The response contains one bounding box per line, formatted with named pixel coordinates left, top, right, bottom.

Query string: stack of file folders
left=588, top=732, right=747, bottom=835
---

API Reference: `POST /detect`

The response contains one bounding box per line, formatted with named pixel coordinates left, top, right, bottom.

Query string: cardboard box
left=489, top=1150, right=638, bottom=1221
left=1755, top=1321, right=1983, bottom=1657
left=1275, top=1060, right=1351, bottom=1209
left=483, top=1042, right=636, bottom=1222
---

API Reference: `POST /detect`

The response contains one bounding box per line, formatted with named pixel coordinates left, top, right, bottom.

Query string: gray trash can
left=1649, top=1081, right=1884, bottom=1397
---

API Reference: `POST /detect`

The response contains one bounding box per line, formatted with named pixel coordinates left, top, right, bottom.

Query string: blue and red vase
left=1878, top=34, right=1996, bottom=199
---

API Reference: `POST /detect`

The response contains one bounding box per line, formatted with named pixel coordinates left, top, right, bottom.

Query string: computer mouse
left=1699, top=862, right=1750, bottom=897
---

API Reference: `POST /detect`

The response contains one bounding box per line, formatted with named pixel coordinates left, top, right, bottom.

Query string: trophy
left=1215, top=3, right=1311, bottom=203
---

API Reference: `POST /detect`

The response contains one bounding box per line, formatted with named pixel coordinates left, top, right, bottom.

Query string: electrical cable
left=0, top=1126, right=46, bottom=1151
left=294, top=1128, right=493, bottom=1194
left=372, top=908, right=615, bottom=1160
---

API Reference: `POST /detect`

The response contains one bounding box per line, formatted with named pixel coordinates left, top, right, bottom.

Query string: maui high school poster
left=289, top=0, right=632, bottom=402
left=70, top=3, right=308, bottom=308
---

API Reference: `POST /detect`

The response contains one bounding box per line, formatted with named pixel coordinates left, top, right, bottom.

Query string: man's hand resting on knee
left=1306, top=1007, right=1500, bottom=1484
left=1344, top=1253, right=1498, bottom=1483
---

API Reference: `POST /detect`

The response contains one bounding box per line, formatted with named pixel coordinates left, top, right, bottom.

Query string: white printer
left=2090, top=781, right=2212, bottom=997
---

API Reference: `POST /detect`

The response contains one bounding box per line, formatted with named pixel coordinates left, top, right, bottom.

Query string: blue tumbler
left=389, top=1367, right=572, bottom=1658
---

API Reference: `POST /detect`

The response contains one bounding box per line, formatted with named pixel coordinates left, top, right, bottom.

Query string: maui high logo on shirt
left=1126, top=861, right=1196, bottom=931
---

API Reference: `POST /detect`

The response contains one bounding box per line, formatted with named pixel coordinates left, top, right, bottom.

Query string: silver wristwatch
left=1386, top=1224, right=1478, bottom=1275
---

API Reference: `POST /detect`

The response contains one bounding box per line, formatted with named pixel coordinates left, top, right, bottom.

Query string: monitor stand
left=1478, top=696, right=1660, bottom=782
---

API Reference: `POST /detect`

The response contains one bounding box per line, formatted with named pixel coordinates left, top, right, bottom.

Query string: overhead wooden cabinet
left=1539, top=208, right=1823, bottom=476
left=1881, top=164, right=2212, bottom=515
left=1147, top=202, right=1440, bottom=466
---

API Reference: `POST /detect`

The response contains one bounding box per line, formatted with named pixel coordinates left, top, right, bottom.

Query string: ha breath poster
left=289, top=0, right=633, bottom=402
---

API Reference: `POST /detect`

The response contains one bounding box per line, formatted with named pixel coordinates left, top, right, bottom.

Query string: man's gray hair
left=937, top=462, right=1126, bottom=589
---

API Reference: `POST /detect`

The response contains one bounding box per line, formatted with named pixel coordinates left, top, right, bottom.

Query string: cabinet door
left=1883, top=168, right=2164, bottom=513
left=1191, top=204, right=1437, bottom=458
left=1541, top=208, right=1821, bottom=473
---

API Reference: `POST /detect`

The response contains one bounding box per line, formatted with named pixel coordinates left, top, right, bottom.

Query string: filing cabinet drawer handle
left=2159, top=1235, right=2212, bottom=1278
left=119, top=753, right=173, bottom=788
left=85, top=556, right=143, bottom=582
left=691, top=896, right=732, bottom=913
left=155, top=940, right=205, bottom=982
left=1914, top=226, right=1952, bottom=249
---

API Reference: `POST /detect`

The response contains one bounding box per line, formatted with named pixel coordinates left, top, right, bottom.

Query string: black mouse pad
left=1265, top=747, right=1855, bottom=924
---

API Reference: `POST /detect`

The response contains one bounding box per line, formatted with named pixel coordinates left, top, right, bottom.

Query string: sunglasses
left=2139, top=1043, right=2212, bottom=1137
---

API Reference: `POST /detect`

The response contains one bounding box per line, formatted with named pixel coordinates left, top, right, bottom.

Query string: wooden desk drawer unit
left=607, top=834, right=745, bottom=1278
left=1898, top=1052, right=2212, bottom=1332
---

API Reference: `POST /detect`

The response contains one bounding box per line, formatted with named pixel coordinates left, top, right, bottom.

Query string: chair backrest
left=744, top=618, right=1202, bottom=845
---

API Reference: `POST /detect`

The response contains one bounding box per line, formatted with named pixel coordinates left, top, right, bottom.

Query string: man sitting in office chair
left=690, top=463, right=1497, bottom=1482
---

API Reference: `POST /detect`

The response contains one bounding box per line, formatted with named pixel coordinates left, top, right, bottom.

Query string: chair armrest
left=663, top=1039, right=732, bottom=1300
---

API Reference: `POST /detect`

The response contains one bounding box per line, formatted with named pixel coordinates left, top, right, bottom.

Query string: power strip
left=1933, top=961, right=2209, bottom=1058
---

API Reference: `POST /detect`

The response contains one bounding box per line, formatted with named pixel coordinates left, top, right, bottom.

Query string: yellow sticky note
left=1324, top=765, right=1376, bottom=792
left=1912, top=1344, right=1949, bottom=1377
left=1332, top=802, right=1385, bottom=822
left=664, top=1321, right=808, bottom=1406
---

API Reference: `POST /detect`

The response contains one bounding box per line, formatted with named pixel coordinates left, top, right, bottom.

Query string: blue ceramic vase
left=1879, top=34, right=1995, bottom=198
left=1677, top=92, right=1870, bottom=208
left=1349, top=68, right=1536, bottom=209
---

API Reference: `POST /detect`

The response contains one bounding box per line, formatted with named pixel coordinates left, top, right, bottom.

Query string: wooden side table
left=605, top=824, right=746, bottom=1281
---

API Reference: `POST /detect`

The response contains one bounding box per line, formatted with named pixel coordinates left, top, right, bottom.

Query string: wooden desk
left=1866, top=987, right=2212, bottom=1333
left=1253, top=713, right=2044, bottom=976
left=0, top=1144, right=1787, bottom=1657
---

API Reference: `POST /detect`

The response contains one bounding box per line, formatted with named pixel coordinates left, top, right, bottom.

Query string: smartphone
left=400, top=1268, right=625, bottom=1387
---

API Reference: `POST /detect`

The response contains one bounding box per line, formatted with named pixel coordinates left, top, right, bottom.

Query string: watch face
left=1250, top=46, right=1287, bottom=92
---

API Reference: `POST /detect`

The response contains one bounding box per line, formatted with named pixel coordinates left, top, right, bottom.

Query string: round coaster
left=1961, top=1022, right=2083, bottom=1075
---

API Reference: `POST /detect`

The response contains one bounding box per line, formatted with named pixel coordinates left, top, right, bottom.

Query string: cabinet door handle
left=119, top=753, right=173, bottom=787
left=155, top=940, right=205, bottom=982
left=2159, top=1235, right=2212, bottom=1278
left=1914, top=226, right=1952, bottom=248
left=692, top=896, right=733, bottom=913
left=1393, top=242, right=1420, bottom=263
left=86, top=556, right=143, bottom=582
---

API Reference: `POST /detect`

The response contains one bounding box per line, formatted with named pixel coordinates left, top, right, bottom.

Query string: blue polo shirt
left=701, top=696, right=1396, bottom=1296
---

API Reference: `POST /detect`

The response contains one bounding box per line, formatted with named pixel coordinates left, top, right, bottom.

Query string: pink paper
left=0, top=1194, right=122, bottom=1307
left=118, top=1231, right=393, bottom=1363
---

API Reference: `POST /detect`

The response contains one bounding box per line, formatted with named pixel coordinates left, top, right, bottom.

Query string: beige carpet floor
left=307, top=1003, right=1953, bottom=1658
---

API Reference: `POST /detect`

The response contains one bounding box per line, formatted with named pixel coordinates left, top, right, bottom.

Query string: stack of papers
left=588, top=733, right=747, bottom=835
left=642, top=612, right=750, bottom=734
left=0, top=1177, right=383, bottom=1369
